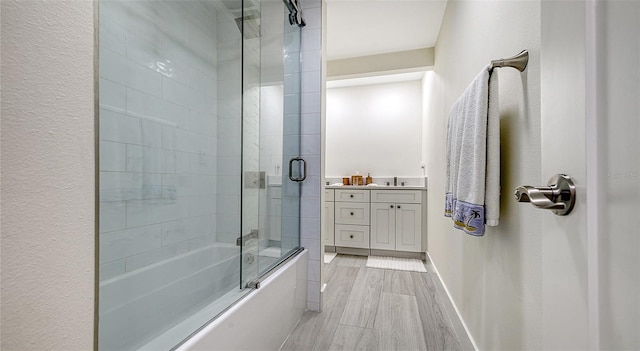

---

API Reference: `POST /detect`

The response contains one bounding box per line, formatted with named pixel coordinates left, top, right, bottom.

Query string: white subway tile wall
left=215, top=4, right=242, bottom=250
left=299, top=0, right=323, bottom=311
left=215, top=9, right=242, bottom=245
left=99, top=1, right=238, bottom=279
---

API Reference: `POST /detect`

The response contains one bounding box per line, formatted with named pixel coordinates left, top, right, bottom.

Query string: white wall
left=593, top=2, right=640, bottom=347
left=539, top=1, right=589, bottom=348
left=539, top=1, right=640, bottom=349
left=326, top=80, right=423, bottom=178
left=0, top=1, right=95, bottom=350
left=421, top=72, right=435, bottom=174
left=424, top=1, right=542, bottom=349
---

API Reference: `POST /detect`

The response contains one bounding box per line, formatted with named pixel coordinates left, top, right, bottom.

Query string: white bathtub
left=99, top=244, right=242, bottom=350
left=99, top=244, right=307, bottom=351
left=176, top=249, right=308, bottom=351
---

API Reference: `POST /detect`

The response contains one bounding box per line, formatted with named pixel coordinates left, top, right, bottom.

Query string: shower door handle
left=288, top=157, right=307, bottom=182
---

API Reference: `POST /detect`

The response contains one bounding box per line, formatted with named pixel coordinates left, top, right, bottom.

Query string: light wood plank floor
left=280, top=255, right=468, bottom=351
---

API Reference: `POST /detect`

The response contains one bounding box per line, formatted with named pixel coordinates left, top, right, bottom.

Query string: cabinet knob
left=350, top=235, right=354, bottom=239
left=390, top=205, right=394, bottom=208
left=350, top=212, right=354, bottom=216
left=350, top=194, right=354, bottom=198
left=397, top=205, right=401, bottom=209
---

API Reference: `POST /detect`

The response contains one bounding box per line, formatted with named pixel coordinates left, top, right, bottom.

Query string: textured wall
left=424, top=1, right=543, bottom=349
left=0, top=1, right=95, bottom=350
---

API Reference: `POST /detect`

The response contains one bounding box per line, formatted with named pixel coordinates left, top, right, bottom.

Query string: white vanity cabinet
left=323, top=186, right=426, bottom=255
left=324, top=189, right=335, bottom=246
left=333, top=189, right=370, bottom=249
left=370, top=190, right=424, bottom=252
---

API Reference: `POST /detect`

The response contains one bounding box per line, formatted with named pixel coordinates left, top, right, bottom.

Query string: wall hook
left=514, top=174, right=576, bottom=216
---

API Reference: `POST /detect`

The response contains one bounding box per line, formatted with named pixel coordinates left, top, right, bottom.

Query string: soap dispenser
left=366, top=173, right=372, bottom=185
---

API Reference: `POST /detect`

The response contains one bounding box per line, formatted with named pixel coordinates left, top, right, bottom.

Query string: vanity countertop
left=325, top=185, right=427, bottom=190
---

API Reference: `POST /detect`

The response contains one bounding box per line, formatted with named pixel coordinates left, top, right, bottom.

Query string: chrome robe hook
left=514, top=174, right=576, bottom=216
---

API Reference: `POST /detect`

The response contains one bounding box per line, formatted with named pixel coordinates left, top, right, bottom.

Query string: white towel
left=445, top=65, right=500, bottom=236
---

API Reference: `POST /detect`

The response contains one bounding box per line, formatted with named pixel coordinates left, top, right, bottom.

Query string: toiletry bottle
left=352, top=171, right=363, bottom=186
left=366, top=173, right=372, bottom=185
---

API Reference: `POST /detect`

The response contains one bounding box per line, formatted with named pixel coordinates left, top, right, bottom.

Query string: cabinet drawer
left=335, top=225, right=370, bottom=249
left=335, top=202, right=370, bottom=225
left=370, top=190, right=422, bottom=204
left=335, top=189, right=370, bottom=203
left=325, top=189, right=335, bottom=201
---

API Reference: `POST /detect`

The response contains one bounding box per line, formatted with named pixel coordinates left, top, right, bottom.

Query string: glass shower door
left=279, top=0, right=304, bottom=262
left=251, top=0, right=303, bottom=276
left=98, top=0, right=248, bottom=349
left=240, top=0, right=262, bottom=288
left=97, top=0, right=304, bottom=349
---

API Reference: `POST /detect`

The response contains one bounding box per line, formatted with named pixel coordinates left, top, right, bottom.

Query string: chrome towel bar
left=489, top=50, right=529, bottom=72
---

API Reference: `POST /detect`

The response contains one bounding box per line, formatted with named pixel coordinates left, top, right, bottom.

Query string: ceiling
left=326, top=0, right=448, bottom=61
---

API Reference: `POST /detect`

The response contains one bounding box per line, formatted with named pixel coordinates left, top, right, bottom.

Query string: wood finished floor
left=280, top=255, right=465, bottom=351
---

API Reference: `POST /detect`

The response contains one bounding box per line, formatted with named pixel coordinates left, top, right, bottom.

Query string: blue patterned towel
left=445, top=65, right=500, bottom=236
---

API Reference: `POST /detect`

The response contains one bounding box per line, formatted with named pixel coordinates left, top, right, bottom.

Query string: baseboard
left=426, top=252, right=479, bottom=351
left=324, top=245, right=336, bottom=253
left=335, top=246, right=370, bottom=256
left=370, top=249, right=425, bottom=260
left=332, top=246, right=426, bottom=260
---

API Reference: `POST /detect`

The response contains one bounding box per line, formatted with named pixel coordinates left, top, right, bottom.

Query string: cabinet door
left=395, top=203, right=421, bottom=252
left=370, top=203, right=396, bottom=250
left=324, top=201, right=335, bottom=246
